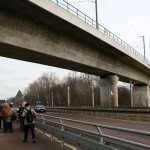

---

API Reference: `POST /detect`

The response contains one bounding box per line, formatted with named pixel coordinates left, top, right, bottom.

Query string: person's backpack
left=25, top=108, right=33, bottom=123
left=11, top=111, right=17, bottom=121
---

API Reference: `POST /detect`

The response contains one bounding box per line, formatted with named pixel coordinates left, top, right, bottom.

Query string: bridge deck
left=0, top=122, right=71, bottom=150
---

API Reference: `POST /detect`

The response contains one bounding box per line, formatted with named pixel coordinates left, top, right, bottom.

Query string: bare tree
left=24, top=81, right=39, bottom=105
left=24, top=72, right=59, bottom=105
left=118, top=84, right=130, bottom=107
left=23, top=71, right=131, bottom=108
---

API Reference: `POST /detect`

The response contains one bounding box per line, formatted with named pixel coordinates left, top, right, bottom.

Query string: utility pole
left=140, top=36, right=145, bottom=58
left=95, top=0, right=98, bottom=29
left=73, top=0, right=99, bottom=29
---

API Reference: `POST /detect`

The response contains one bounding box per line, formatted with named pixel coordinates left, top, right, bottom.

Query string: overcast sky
left=0, top=0, right=150, bottom=99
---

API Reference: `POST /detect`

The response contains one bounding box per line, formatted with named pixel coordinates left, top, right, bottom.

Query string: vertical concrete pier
left=100, top=75, right=119, bottom=107
left=132, top=85, right=150, bottom=107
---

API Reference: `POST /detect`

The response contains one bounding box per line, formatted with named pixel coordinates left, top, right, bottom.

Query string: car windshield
left=36, top=105, right=45, bottom=108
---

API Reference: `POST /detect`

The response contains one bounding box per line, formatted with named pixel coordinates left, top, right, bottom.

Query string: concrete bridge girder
left=0, top=0, right=150, bottom=97
left=0, top=9, right=150, bottom=86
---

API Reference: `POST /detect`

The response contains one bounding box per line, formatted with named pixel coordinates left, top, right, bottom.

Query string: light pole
left=140, top=36, right=145, bottom=58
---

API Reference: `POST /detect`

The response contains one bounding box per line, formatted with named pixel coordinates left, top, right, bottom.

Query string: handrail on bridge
left=36, top=113, right=150, bottom=150
left=50, top=0, right=150, bottom=67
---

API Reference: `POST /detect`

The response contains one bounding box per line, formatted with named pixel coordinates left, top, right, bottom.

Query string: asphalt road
left=46, top=112, right=150, bottom=150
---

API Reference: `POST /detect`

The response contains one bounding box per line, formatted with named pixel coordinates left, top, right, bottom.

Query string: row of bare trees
left=22, top=71, right=131, bottom=107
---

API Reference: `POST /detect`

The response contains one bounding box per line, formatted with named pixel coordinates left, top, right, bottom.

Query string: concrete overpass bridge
left=0, top=0, right=150, bottom=106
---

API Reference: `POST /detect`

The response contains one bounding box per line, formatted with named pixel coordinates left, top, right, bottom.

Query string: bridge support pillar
left=100, top=75, right=119, bottom=107
left=132, top=85, right=150, bottom=107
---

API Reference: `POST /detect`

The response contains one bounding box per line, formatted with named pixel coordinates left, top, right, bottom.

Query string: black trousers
left=19, top=118, right=24, bottom=131
left=0, top=116, right=3, bottom=129
left=3, top=119, right=7, bottom=132
left=24, top=124, right=35, bottom=140
left=6, top=122, right=12, bottom=132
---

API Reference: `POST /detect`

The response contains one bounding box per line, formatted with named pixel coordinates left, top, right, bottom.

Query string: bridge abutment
left=132, top=85, right=150, bottom=107
left=100, top=75, right=119, bottom=107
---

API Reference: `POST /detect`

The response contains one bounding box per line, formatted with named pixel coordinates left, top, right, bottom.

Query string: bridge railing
left=36, top=113, right=150, bottom=150
left=50, top=0, right=150, bottom=67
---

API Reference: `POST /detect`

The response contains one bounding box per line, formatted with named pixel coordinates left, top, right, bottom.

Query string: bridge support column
left=100, top=75, right=119, bottom=107
left=132, top=85, right=150, bottom=107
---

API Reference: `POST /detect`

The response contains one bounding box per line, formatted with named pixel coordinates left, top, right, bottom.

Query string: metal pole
left=140, top=36, right=145, bottom=58
left=92, top=85, right=94, bottom=107
left=73, top=0, right=99, bottom=28
left=108, top=88, right=111, bottom=108
left=95, top=0, right=98, bottom=29
left=130, top=80, right=133, bottom=107
left=99, top=85, right=101, bottom=106
left=68, top=86, right=70, bottom=107
left=51, top=91, right=53, bottom=107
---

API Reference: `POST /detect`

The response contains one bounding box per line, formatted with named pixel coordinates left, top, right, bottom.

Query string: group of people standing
left=0, top=102, right=37, bottom=143
left=0, top=103, right=13, bottom=133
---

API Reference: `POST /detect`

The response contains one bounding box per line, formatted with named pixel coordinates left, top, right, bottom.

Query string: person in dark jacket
left=17, top=104, right=24, bottom=132
left=22, top=102, right=37, bottom=143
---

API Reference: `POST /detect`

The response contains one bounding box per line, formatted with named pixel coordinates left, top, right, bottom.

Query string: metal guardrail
left=50, top=0, right=150, bottom=67
left=36, top=115, right=115, bottom=150
left=47, top=106, right=150, bottom=114
left=36, top=114, right=150, bottom=150
left=47, top=106, right=150, bottom=122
